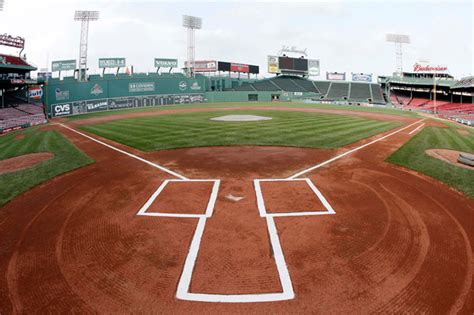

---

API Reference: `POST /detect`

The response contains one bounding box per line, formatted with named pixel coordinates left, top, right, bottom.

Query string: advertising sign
left=187, top=60, right=217, bottom=72
left=352, top=73, right=372, bottom=82
left=37, top=72, right=52, bottom=81
left=308, top=59, right=320, bottom=76
left=99, top=58, right=126, bottom=68
left=230, top=63, right=249, bottom=73
left=326, top=72, right=346, bottom=81
left=128, top=82, right=155, bottom=93
left=412, top=63, right=448, bottom=73
left=267, top=55, right=279, bottom=74
left=51, top=60, right=76, bottom=72
left=155, top=58, right=178, bottom=68
left=55, top=88, right=70, bottom=101
left=52, top=103, right=72, bottom=117
left=28, top=86, right=43, bottom=100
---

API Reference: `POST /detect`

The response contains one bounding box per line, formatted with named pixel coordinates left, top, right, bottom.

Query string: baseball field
left=0, top=103, right=472, bottom=313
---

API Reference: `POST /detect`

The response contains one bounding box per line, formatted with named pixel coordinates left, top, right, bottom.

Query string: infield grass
left=388, top=123, right=474, bottom=198
left=0, top=127, right=93, bottom=206
left=79, top=110, right=401, bottom=151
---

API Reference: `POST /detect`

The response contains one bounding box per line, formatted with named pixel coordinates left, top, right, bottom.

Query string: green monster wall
left=45, top=75, right=207, bottom=117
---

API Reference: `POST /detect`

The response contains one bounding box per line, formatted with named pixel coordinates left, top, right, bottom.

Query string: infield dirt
left=1, top=108, right=472, bottom=314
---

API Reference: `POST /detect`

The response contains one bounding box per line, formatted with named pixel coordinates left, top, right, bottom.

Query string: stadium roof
left=451, top=76, right=474, bottom=90
left=384, top=76, right=456, bottom=88
left=0, top=54, right=36, bottom=72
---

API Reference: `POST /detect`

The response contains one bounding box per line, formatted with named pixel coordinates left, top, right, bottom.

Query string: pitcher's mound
left=0, top=152, right=54, bottom=175
left=210, top=115, right=272, bottom=122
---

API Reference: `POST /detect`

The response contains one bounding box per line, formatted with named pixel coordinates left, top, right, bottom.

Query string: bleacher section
left=313, top=81, right=331, bottom=95
left=221, top=76, right=385, bottom=104
left=291, top=78, right=320, bottom=93
left=349, top=83, right=371, bottom=101
left=370, top=84, right=385, bottom=103
left=326, top=82, right=349, bottom=99
left=252, top=80, right=280, bottom=91
left=0, top=104, right=47, bottom=133
left=272, top=77, right=304, bottom=92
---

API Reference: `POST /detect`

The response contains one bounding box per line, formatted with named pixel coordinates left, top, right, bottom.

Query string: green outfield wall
left=45, top=75, right=207, bottom=117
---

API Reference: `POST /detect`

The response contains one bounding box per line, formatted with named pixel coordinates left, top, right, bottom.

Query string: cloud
left=0, top=0, right=471, bottom=78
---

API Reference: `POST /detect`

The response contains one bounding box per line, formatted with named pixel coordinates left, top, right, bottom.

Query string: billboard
left=187, top=60, right=217, bottom=72
left=28, top=86, right=43, bottom=100
left=412, top=62, right=448, bottom=73
left=327, top=72, right=346, bottom=81
left=128, top=82, right=155, bottom=93
left=352, top=73, right=372, bottom=82
left=99, top=58, right=126, bottom=68
left=308, top=59, right=320, bottom=76
left=267, top=55, right=279, bottom=74
left=230, top=63, right=249, bottom=73
left=155, top=58, right=178, bottom=68
left=51, top=60, right=76, bottom=72
left=37, top=72, right=52, bottom=81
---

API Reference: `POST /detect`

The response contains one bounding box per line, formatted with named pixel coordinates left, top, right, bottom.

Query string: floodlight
left=182, top=15, right=203, bottom=78
left=74, top=10, right=100, bottom=21
left=183, top=15, right=202, bottom=29
left=386, top=33, right=411, bottom=73
left=386, top=34, right=410, bottom=44
left=75, top=10, right=100, bottom=81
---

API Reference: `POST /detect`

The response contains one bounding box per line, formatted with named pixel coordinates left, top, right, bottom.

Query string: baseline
left=59, top=123, right=188, bottom=180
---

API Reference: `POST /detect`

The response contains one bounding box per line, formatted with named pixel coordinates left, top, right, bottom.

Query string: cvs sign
left=53, top=104, right=72, bottom=117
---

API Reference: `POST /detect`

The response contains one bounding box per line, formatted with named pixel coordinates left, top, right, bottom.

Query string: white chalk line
left=137, top=179, right=220, bottom=218
left=59, top=123, right=188, bottom=180
left=287, top=119, right=426, bottom=179
left=254, top=178, right=336, bottom=218
left=66, top=118, right=423, bottom=303
left=408, top=123, right=425, bottom=135
left=137, top=179, right=296, bottom=302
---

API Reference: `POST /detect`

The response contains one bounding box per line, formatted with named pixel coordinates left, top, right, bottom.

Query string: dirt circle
left=0, top=152, right=54, bottom=175
left=14, top=134, right=25, bottom=140
left=425, top=149, right=473, bottom=170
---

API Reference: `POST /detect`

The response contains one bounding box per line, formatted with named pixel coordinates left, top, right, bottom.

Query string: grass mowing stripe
left=388, top=125, right=473, bottom=198
left=0, top=128, right=93, bottom=206
left=80, top=110, right=400, bottom=151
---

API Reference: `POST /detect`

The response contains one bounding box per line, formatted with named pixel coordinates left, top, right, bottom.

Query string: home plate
left=225, top=194, right=245, bottom=202
left=210, top=115, right=272, bottom=122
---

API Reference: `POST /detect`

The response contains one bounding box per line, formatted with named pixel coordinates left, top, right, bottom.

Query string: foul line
left=287, top=119, right=425, bottom=179
left=408, top=123, right=425, bottom=135
left=59, top=123, right=188, bottom=180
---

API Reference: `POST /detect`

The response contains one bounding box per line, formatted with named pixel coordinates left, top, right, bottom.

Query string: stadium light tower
left=386, top=34, right=410, bottom=74
left=74, top=10, right=99, bottom=81
left=182, top=15, right=202, bottom=78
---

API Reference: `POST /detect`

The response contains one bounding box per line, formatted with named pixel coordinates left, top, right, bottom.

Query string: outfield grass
left=79, top=110, right=401, bottom=151
left=388, top=123, right=474, bottom=198
left=0, top=127, right=93, bottom=206
left=66, top=102, right=419, bottom=121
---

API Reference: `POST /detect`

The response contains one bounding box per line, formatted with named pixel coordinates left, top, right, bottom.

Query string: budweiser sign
left=413, top=63, right=448, bottom=73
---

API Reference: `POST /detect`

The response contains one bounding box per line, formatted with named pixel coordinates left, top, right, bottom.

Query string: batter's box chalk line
left=136, top=178, right=335, bottom=303
left=137, top=179, right=220, bottom=218
left=254, top=178, right=336, bottom=217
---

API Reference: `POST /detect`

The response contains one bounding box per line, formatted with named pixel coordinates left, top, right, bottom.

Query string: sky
left=0, top=0, right=472, bottom=79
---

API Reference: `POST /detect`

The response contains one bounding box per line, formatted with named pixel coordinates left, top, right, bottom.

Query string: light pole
left=74, top=10, right=99, bottom=81
left=182, top=15, right=202, bottom=78
left=386, top=34, right=410, bottom=75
